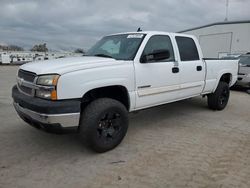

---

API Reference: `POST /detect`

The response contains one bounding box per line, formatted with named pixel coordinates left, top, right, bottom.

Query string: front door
left=134, top=35, right=180, bottom=109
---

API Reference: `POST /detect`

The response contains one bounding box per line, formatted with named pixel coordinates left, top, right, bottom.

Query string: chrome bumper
left=13, top=102, right=80, bottom=128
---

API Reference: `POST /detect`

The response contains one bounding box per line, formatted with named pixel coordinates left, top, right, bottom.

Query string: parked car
left=235, top=54, right=250, bottom=88
left=12, top=31, right=238, bottom=152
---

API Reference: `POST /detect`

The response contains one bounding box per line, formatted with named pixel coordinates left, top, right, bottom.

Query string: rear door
left=175, top=36, right=205, bottom=98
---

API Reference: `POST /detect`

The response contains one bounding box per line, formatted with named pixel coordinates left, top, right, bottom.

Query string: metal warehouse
left=180, top=20, right=250, bottom=58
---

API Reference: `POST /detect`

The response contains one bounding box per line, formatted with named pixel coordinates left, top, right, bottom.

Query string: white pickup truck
left=12, top=31, right=238, bottom=152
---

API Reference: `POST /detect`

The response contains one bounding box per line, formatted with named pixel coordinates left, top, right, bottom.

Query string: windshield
left=239, top=55, right=250, bottom=65
left=86, top=34, right=145, bottom=60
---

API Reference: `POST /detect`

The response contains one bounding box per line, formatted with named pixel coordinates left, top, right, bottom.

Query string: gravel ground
left=0, top=66, right=250, bottom=188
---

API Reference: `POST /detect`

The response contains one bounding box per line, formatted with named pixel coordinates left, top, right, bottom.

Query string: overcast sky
left=0, top=0, right=249, bottom=51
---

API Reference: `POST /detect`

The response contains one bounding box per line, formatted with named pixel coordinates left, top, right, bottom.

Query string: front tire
left=207, top=81, right=230, bottom=110
left=79, top=98, right=128, bottom=153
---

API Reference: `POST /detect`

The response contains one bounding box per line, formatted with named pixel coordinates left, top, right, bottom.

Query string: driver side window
left=142, top=35, right=175, bottom=63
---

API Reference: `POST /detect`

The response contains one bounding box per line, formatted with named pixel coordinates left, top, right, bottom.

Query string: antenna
left=137, top=27, right=142, bottom=32
left=224, top=0, right=229, bottom=21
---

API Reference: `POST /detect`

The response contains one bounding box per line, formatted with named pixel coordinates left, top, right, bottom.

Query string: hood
left=20, top=56, right=124, bottom=75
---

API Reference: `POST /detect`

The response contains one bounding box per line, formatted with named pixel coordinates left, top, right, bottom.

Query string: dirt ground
left=0, top=66, right=250, bottom=188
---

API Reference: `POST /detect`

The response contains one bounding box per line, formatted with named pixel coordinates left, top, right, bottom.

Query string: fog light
left=36, top=90, right=52, bottom=99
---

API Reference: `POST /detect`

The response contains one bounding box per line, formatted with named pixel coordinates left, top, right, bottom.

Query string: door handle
left=196, top=66, right=202, bottom=71
left=172, top=67, right=179, bottom=73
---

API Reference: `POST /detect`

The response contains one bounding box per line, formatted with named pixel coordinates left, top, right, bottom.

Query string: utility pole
left=224, top=0, right=229, bottom=21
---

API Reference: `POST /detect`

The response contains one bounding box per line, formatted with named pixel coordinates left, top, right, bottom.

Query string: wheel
left=79, top=98, right=128, bottom=153
left=207, top=81, right=230, bottom=110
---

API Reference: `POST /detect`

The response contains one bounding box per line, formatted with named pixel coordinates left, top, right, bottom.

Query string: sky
left=0, top=0, right=249, bottom=51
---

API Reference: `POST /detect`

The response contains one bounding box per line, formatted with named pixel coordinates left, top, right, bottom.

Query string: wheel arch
left=81, top=85, right=130, bottom=112
left=219, top=73, right=232, bottom=85
left=213, top=72, right=232, bottom=92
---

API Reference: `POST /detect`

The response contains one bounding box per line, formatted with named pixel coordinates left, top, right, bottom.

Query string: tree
left=74, top=48, right=85, bottom=54
left=8, top=45, right=24, bottom=51
left=0, top=45, right=23, bottom=51
left=31, top=43, right=48, bottom=52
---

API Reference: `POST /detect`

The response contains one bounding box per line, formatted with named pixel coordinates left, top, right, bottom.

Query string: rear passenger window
left=175, top=36, right=199, bottom=61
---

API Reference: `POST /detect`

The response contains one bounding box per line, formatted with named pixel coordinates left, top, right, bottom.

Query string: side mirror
left=141, top=49, right=170, bottom=63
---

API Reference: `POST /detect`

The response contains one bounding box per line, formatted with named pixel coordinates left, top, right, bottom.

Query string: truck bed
left=202, top=59, right=239, bottom=94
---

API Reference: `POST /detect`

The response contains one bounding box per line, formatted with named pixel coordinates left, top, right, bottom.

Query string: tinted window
left=176, top=36, right=199, bottom=61
left=142, top=35, right=175, bottom=62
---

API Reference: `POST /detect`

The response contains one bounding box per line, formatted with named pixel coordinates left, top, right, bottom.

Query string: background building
left=180, top=20, right=250, bottom=58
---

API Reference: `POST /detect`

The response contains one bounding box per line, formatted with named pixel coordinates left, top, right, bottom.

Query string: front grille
left=19, top=85, right=33, bottom=95
left=18, top=69, right=36, bottom=82
left=17, top=69, right=37, bottom=96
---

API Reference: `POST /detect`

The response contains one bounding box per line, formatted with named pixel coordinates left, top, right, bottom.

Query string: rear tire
left=79, top=98, right=128, bottom=153
left=207, top=81, right=230, bottom=110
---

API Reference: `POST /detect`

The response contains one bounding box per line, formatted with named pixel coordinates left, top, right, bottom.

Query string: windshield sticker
left=127, top=34, right=144, bottom=39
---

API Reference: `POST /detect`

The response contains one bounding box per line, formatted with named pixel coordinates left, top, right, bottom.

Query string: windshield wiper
left=94, top=54, right=113, bottom=58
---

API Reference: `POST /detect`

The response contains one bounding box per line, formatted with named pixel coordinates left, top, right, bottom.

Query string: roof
left=108, top=31, right=173, bottom=35
left=179, top=20, right=250, bottom=33
left=107, top=31, right=194, bottom=38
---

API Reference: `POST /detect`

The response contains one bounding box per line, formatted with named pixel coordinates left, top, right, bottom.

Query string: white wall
left=1, top=54, right=11, bottom=64
left=183, top=23, right=250, bottom=58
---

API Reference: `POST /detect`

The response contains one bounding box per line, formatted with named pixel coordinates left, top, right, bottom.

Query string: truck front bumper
left=12, top=85, right=81, bottom=133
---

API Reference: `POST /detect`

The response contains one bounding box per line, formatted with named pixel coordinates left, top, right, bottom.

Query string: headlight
left=36, top=74, right=60, bottom=100
left=36, top=75, right=59, bottom=86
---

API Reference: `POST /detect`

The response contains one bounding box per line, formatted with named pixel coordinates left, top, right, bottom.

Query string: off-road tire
left=207, top=81, right=230, bottom=110
left=79, top=98, right=128, bottom=153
